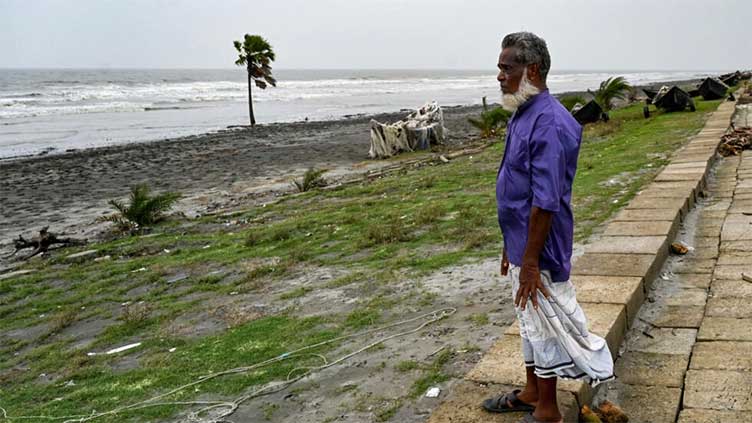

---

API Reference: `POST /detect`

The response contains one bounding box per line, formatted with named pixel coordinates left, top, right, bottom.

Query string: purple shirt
left=496, top=90, right=582, bottom=282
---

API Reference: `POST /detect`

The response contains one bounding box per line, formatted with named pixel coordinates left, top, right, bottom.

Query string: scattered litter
left=670, top=242, right=689, bottom=255
left=426, top=345, right=446, bottom=358
left=163, top=249, right=171, bottom=254
left=718, top=127, right=752, bottom=156
left=580, top=405, right=602, bottom=423
left=229, top=291, right=238, bottom=295
left=168, top=348, right=177, bottom=353
left=105, top=342, right=142, bottom=355
left=660, top=273, right=671, bottom=281
left=641, top=330, right=655, bottom=339
left=742, top=273, right=752, bottom=283
left=131, top=267, right=147, bottom=273
left=202, top=244, right=212, bottom=249
left=63, top=380, right=76, bottom=387
left=425, top=387, right=441, bottom=398
left=94, top=255, right=111, bottom=262
left=439, top=155, right=450, bottom=163
left=594, top=400, right=628, bottom=423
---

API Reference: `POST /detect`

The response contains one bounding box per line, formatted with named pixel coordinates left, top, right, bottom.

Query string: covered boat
left=698, top=77, right=729, bottom=100
left=652, top=86, right=695, bottom=112
left=571, top=100, right=608, bottom=125
left=369, top=101, right=446, bottom=158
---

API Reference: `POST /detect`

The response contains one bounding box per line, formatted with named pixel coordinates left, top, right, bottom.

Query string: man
left=481, top=32, right=614, bottom=423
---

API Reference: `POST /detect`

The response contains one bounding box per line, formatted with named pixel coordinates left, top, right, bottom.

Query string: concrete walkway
left=427, top=100, right=739, bottom=423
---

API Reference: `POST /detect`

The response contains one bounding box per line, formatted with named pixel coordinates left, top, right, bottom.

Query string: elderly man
left=481, top=32, right=614, bottom=423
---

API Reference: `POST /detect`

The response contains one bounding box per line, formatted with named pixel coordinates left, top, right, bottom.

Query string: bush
left=468, top=96, right=512, bottom=138
left=103, top=184, right=181, bottom=232
left=292, top=168, right=327, bottom=192
left=559, top=94, right=586, bottom=111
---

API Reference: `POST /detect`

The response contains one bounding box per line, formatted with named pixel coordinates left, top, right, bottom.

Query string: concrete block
left=671, top=273, right=712, bottom=289
left=721, top=214, right=752, bottom=241
left=586, top=236, right=668, bottom=256
left=690, top=341, right=752, bottom=371
left=709, top=279, right=752, bottom=298
left=572, top=275, right=644, bottom=324
left=705, top=297, right=752, bottom=318
left=0, top=269, right=35, bottom=281
left=717, top=251, right=752, bottom=265
left=626, top=195, right=689, bottom=213
left=601, top=382, right=681, bottom=423
left=603, top=221, right=675, bottom=237
left=720, top=239, right=752, bottom=252
left=684, top=370, right=752, bottom=411
left=613, top=351, right=688, bottom=387
left=612, top=208, right=679, bottom=222
left=672, top=259, right=715, bottom=274
left=651, top=305, right=705, bottom=328
left=571, top=253, right=658, bottom=280
left=712, top=264, right=751, bottom=280
left=698, top=317, right=752, bottom=341
left=662, top=289, right=708, bottom=307
left=626, top=328, right=697, bottom=355
left=65, top=249, right=99, bottom=263
left=678, top=409, right=750, bottom=423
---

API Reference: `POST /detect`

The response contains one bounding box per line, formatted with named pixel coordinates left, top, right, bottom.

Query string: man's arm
left=514, top=206, right=553, bottom=310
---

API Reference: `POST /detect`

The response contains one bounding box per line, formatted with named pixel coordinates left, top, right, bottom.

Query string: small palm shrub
left=292, top=168, right=327, bottom=192
left=594, top=76, right=632, bottom=111
left=468, top=96, right=512, bottom=138
left=104, top=184, right=181, bottom=232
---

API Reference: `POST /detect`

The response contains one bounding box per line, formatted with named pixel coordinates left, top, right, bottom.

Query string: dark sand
left=0, top=105, right=485, bottom=247
left=0, top=77, right=706, bottom=251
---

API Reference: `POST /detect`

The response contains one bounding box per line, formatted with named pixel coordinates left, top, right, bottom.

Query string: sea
left=0, top=68, right=721, bottom=158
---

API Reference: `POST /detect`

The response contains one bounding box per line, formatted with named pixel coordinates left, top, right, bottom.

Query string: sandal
left=481, top=389, right=535, bottom=413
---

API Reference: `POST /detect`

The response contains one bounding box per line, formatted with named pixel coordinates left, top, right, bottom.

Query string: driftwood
left=6, top=227, right=86, bottom=260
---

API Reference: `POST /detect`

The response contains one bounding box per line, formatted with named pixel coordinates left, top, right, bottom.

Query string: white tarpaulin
left=369, top=101, right=446, bottom=158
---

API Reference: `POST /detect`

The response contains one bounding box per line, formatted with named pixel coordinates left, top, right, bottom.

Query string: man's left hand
left=514, top=262, right=551, bottom=311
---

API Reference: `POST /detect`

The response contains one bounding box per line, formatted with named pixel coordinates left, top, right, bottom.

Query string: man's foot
left=481, top=389, right=537, bottom=413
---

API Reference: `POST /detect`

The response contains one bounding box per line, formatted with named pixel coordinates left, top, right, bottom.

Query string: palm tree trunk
left=247, top=72, right=256, bottom=127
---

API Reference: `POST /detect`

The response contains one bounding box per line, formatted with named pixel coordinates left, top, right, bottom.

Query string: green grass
left=0, top=98, right=722, bottom=421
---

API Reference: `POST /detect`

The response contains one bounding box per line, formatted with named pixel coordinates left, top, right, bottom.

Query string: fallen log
left=6, top=227, right=86, bottom=260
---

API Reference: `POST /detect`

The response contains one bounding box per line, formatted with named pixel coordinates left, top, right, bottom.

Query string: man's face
left=497, top=47, right=524, bottom=95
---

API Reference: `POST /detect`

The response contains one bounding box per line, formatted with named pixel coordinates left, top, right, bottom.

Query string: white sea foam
left=0, top=68, right=725, bottom=157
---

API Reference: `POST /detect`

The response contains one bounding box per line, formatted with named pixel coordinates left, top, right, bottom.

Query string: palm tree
left=233, top=34, right=276, bottom=127
left=594, top=76, right=632, bottom=112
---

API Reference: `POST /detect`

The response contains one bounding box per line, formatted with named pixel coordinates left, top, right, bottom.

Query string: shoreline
left=0, top=76, right=711, bottom=250
left=0, top=77, right=708, bottom=164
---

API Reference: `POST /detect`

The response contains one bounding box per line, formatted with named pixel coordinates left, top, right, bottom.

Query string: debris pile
left=718, top=127, right=752, bottom=156
left=368, top=101, right=446, bottom=158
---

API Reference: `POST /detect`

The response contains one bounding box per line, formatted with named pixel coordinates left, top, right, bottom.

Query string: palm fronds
left=234, top=34, right=277, bottom=126
left=103, top=184, right=181, bottom=232
left=292, top=168, right=327, bottom=192
left=468, top=97, right=512, bottom=138
left=594, top=76, right=632, bottom=111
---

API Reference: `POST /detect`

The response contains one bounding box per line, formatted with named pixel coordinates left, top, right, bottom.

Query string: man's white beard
left=501, top=69, right=541, bottom=112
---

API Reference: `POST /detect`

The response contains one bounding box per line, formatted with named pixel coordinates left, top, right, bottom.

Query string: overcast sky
left=1, top=0, right=749, bottom=71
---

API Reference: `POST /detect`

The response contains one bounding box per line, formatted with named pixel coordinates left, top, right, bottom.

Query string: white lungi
left=510, top=264, right=615, bottom=386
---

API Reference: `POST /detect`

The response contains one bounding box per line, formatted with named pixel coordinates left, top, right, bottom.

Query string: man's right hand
left=500, top=247, right=509, bottom=276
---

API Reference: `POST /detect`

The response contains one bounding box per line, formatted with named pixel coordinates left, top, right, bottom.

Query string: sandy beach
left=0, top=77, right=711, bottom=252
left=0, top=105, right=485, bottom=247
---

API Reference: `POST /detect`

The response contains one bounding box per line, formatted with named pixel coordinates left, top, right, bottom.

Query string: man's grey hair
left=501, top=32, right=551, bottom=81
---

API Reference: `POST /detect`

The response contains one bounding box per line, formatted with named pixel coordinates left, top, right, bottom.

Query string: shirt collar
left=513, top=89, right=550, bottom=117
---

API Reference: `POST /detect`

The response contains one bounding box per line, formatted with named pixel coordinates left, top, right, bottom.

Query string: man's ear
left=527, top=63, right=541, bottom=82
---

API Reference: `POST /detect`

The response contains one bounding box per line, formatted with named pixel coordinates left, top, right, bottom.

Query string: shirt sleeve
left=529, top=123, right=566, bottom=212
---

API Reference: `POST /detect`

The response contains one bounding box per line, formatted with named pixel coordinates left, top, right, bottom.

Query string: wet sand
left=0, top=105, right=485, bottom=247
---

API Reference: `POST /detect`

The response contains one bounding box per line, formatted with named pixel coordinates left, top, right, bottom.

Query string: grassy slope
left=0, top=99, right=721, bottom=421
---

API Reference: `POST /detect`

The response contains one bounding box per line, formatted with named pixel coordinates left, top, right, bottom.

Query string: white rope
left=1, top=307, right=456, bottom=423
